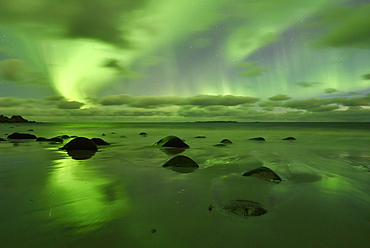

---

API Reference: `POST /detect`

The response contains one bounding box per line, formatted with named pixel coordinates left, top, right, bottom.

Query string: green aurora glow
left=0, top=0, right=369, bottom=121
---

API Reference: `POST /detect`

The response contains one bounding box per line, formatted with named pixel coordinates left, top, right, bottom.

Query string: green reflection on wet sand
left=47, top=155, right=129, bottom=233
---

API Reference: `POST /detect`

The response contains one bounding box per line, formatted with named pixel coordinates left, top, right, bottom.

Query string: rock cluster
left=0, top=115, right=35, bottom=123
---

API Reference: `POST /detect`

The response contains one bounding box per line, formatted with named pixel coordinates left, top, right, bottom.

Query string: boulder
left=194, top=136, right=206, bottom=138
left=153, top=135, right=189, bottom=148
left=67, top=150, right=96, bottom=160
left=220, top=139, right=232, bottom=144
left=162, top=155, right=199, bottom=168
left=91, top=138, right=110, bottom=145
left=7, top=132, right=37, bottom=139
left=61, top=137, right=98, bottom=151
left=283, top=137, right=296, bottom=140
left=139, top=132, right=148, bottom=136
left=249, top=137, right=265, bottom=141
left=242, top=166, right=282, bottom=183
left=36, top=137, right=48, bottom=141
left=0, top=137, right=5, bottom=141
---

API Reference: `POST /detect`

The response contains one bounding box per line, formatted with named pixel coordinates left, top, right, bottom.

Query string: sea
left=0, top=122, right=369, bottom=248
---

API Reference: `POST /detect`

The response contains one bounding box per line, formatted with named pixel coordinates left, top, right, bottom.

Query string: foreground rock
left=7, top=132, right=37, bottom=139
left=61, top=137, right=98, bottom=151
left=220, top=139, right=232, bottom=144
left=163, top=155, right=199, bottom=173
left=220, top=200, right=268, bottom=217
left=154, top=135, right=189, bottom=148
left=242, top=166, right=282, bottom=183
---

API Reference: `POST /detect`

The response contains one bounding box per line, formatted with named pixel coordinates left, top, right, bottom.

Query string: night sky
left=0, top=0, right=369, bottom=121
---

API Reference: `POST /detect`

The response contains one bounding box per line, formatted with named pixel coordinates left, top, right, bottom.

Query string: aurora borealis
left=0, top=0, right=369, bottom=121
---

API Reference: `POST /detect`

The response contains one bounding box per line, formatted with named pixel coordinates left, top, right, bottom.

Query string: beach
left=0, top=122, right=369, bottom=248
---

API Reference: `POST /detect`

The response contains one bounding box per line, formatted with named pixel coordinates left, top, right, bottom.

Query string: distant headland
left=192, top=121, right=238, bottom=123
left=0, top=115, right=36, bottom=123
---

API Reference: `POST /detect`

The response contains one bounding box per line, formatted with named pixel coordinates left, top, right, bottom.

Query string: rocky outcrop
left=242, top=166, right=282, bottom=183
left=61, top=137, right=98, bottom=151
left=153, top=135, right=189, bottom=148
left=7, top=132, right=37, bottom=139
left=0, top=115, right=34, bottom=123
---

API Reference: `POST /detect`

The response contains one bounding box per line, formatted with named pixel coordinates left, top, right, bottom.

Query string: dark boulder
left=0, top=137, right=5, bottom=141
left=48, top=137, right=64, bottom=143
left=7, top=132, right=37, bottom=139
left=163, top=155, right=199, bottom=173
left=163, top=155, right=199, bottom=168
left=91, top=138, right=110, bottom=145
left=139, top=132, right=148, bottom=137
left=283, top=137, right=296, bottom=140
left=242, top=166, right=282, bottom=183
left=61, top=137, right=98, bottom=151
left=220, top=139, right=232, bottom=144
left=67, top=150, right=96, bottom=160
left=153, top=135, right=189, bottom=148
left=36, top=137, right=47, bottom=141
left=194, top=136, right=206, bottom=138
left=249, top=137, right=265, bottom=141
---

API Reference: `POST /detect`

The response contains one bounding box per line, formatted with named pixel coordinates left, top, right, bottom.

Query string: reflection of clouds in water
left=47, top=156, right=129, bottom=233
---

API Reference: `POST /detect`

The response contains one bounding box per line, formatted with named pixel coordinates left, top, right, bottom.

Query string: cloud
left=0, top=59, right=48, bottom=85
left=0, top=97, right=36, bottom=107
left=324, top=88, right=338, bottom=94
left=268, top=94, right=291, bottom=101
left=258, top=101, right=281, bottom=111
left=295, top=81, right=322, bottom=88
left=314, top=4, right=370, bottom=48
left=184, top=94, right=259, bottom=106
left=282, top=98, right=333, bottom=111
left=98, top=94, right=133, bottom=105
left=362, top=73, right=370, bottom=80
left=239, top=62, right=265, bottom=77
left=331, top=96, right=370, bottom=106
left=0, top=0, right=149, bottom=47
left=56, top=101, right=85, bottom=110
left=97, top=94, right=259, bottom=108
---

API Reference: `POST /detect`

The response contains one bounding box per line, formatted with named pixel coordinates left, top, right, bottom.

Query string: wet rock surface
left=7, top=132, right=37, bottom=139
left=242, top=166, right=282, bottom=183
left=61, top=137, right=98, bottom=151
left=154, top=135, right=189, bottom=148
left=220, top=139, right=232, bottom=144
left=162, top=155, right=199, bottom=168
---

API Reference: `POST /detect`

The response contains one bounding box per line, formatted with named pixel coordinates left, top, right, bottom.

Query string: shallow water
left=0, top=122, right=369, bottom=248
